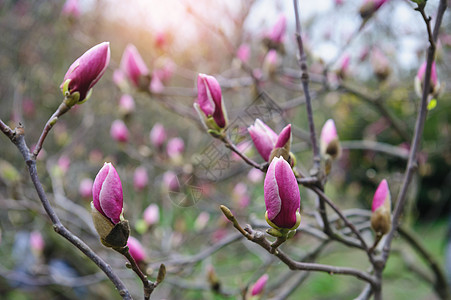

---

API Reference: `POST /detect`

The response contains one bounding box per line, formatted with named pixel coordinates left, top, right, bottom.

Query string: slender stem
left=32, top=101, right=72, bottom=159
left=398, top=227, right=450, bottom=299
left=378, top=1, right=448, bottom=298
left=0, top=119, right=14, bottom=139
left=220, top=206, right=375, bottom=284
left=116, top=246, right=162, bottom=300
left=293, top=0, right=320, bottom=172
left=221, top=135, right=267, bottom=171
left=1, top=123, right=132, bottom=300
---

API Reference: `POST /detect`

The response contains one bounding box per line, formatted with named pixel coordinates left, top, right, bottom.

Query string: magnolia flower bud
left=120, top=44, right=150, bottom=89
left=263, top=49, right=279, bottom=77
left=370, top=47, right=391, bottom=81
left=133, top=166, right=148, bottom=191
left=162, top=170, right=180, bottom=192
left=359, top=0, right=388, bottom=20
left=118, top=94, right=135, bottom=116
left=264, top=157, right=301, bottom=230
left=267, top=15, right=286, bottom=44
left=320, top=119, right=341, bottom=159
left=250, top=274, right=269, bottom=296
left=337, top=55, right=351, bottom=80
left=269, top=124, right=292, bottom=163
left=110, top=120, right=129, bottom=143
left=92, top=163, right=129, bottom=248
left=60, top=42, right=110, bottom=105
left=61, top=0, right=80, bottom=19
left=143, top=203, right=160, bottom=226
left=167, top=137, right=184, bottom=162
left=150, top=123, right=167, bottom=149
left=370, top=179, right=391, bottom=236
left=414, top=61, right=441, bottom=99
left=248, top=119, right=278, bottom=162
left=195, top=73, right=228, bottom=133
left=237, top=44, right=250, bottom=63
left=127, top=236, right=147, bottom=264
left=30, top=231, right=45, bottom=254
left=79, top=178, right=93, bottom=198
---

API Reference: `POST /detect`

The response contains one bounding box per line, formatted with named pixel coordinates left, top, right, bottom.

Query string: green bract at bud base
left=194, top=103, right=227, bottom=138
left=265, top=210, right=301, bottom=239
left=91, top=202, right=130, bottom=248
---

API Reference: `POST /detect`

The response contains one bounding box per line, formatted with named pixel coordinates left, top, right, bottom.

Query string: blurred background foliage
left=0, top=0, right=450, bottom=299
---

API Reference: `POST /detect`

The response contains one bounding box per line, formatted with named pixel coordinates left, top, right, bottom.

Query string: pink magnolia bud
left=30, top=231, right=45, bottom=254
left=127, top=236, right=147, bottom=263
left=371, top=179, right=391, bottom=235
left=251, top=274, right=269, bottom=296
left=269, top=124, right=292, bottom=163
left=267, top=15, right=286, bottom=44
left=79, top=178, right=93, bottom=198
left=58, top=155, right=71, bottom=173
left=237, top=44, right=251, bottom=63
left=120, top=44, right=150, bottom=88
left=232, top=183, right=250, bottom=209
left=335, top=0, right=344, bottom=5
left=133, top=166, right=148, bottom=191
left=110, top=120, right=129, bottom=143
left=162, top=170, right=180, bottom=192
left=22, top=98, right=35, bottom=118
left=194, top=211, right=210, bottom=231
left=167, top=137, right=184, bottom=160
left=92, top=163, right=124, bottom=225
left=247, top=168, right=264, bottom=183
left=143, top=203, right=160, bottom=226
left=359, top=0, right=388, bottom=19
left=338, top=55, right=351, bottom=79
left=263, top=49, right=279, bottom=76
left=264, top=157, right=301, bottom=229
left=60, top=42, right=110, bottom=104
left=414, top=61, right=440, bottom=98
left=370, top=48, right=391, bottom=81
left=195, top=73, right=228, bottom=130
left=274, top=124, right=291, bottom=149
left=150, top=74, right=164, bottom=93
left=248, top=119, right=278, bottom=162
left=150, top=123, right=167, bottom=148
left=320, top=119, right=341, bottom=159
left=61, top=0, right=80, bottom=18
left=118, top=94, right=135, bottom=116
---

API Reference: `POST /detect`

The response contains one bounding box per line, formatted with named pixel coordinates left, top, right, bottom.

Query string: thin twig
left=378, top=1, right=448, bottom=299
left=0, top=122, right=132, bottom=299
left=398, top=226, right=450, bottom=299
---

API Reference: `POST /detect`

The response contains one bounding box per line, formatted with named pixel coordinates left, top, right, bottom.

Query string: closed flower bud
left=264, top=157, right=301, bottom=230
left=92, top=163, right=129, bottom=248
left=79, top=178, right=93, bottom=198
left=60, top=42, right=110, bottom=105
left=250, top=274, right=269, bottom=296
left=195, top=73, right=228, bottom=132
left=263, top=49, right=279, bottom=77
left=269, top=124, right=292, bottom=163
left=30, top=231, right=45, bottom=254
left=359, top=0, right=388, bottom=20
left=370, top=179, right=391, bottom=236
left=267, top=15, right=286, bottom=44
left=167, top=137, right=184, bottom=161
left=237, top=44, right=250, bottom=63
left=150, top=123, right=167, bottom=149
left=133, top=166, right=148, bottom=191
left=162, top=170, right=180, bottom=192
left=143, top=204, right=160, bottom=226
left=320, top=119, right=341, bottom=159
left=120, top=44, right=150, bottom=89
left=110, top=120, right=129, bottom=143
left=414, top=61, right=441, bottom=99
left=248, top=119, right=278, bottom=162
left=127, top=236, right=147, bottom=264
left=370, top=47, right=391, bottom=81
left=61, top=0, right=80, bottom=19
left=118, top=94, right=135, bottom=116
